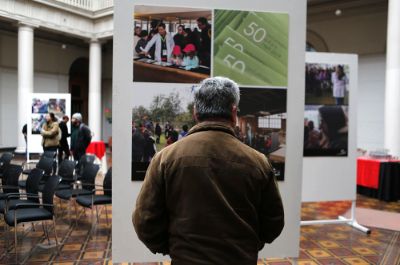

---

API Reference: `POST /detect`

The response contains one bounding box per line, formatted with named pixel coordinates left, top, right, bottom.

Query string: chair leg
left=31, top=222, right=35, bottom=231
left=95, top=205, right=99, bottom=223
left=42, top=221, right=50, bottom=245
left=14, top=225, right=17, bottom=256
left=105, top=205, right=109, bottom=226
left=74, top=200, right=78, bottom=226
left=4, top=222, right=9, bottom=252
left=52, top=216, right=59, bottom=246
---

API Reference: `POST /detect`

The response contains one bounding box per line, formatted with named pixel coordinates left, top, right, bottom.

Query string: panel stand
left=300, top=200, right=370, bottom=234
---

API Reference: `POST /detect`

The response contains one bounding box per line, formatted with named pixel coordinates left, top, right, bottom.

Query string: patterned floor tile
left=307, top=249, right=333, bottom=258
left=342, top=257, right=371, bottom=265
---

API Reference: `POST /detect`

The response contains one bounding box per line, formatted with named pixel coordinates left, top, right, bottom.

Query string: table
left=357, top=157, right=400, bottom=201
left=86, top=141, right=106, bottom=159
left=134, top=60, right=209, bottom=83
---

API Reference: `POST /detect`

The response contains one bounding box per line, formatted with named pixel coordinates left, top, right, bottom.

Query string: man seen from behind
left=133, top=77, right=284, bottom=265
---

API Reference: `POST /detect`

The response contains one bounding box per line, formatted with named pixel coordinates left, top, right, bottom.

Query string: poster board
left=27, top=93, right=71, bottom=156
left=302, top=52, right=358, bottom=202
left=113, top=0, right=306, bottom=262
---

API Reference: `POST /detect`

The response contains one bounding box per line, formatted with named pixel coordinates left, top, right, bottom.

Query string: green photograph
left=214, top=10, right=289, bottom=87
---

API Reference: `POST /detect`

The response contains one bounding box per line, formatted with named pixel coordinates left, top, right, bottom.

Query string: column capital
left=16, top=21, right=40, bottom=29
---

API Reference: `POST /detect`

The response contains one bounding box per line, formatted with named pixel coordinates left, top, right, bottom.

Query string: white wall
left=357, top=54, right=386, bottom=151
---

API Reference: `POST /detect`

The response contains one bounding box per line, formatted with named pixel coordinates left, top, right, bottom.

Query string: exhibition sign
left=27, top=93, right=71, bottom=157
left=113, top=0, right=306, bottom=262
left=302, top=52, right=358, bottom=202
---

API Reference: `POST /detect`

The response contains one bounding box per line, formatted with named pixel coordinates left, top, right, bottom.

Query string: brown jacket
left=41, top=121, right=60, bottom=148
left=133, top=121, right=284, bottom=265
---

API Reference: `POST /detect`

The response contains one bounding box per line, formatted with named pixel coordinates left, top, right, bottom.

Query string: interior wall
left=357, top=54, right=386, bottom=151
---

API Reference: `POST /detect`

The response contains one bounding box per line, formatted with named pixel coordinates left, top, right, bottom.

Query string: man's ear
left=193, top=105, right=199, bottom=123
left=231, top=105, right=238, bottom=126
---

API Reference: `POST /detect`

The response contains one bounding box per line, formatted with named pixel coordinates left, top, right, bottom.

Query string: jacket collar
left=188, top=121, right=235, bottom=137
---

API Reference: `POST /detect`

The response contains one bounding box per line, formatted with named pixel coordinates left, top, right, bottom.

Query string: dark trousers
left=58, top=141, right=70, bottom=163
left=335, top=97, right=344, bottom=105
left=43, top=146, right=58, bottom=174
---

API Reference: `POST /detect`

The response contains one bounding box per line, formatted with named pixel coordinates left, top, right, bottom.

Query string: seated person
left=182, top=44, right=199, bottom=70
left=135, top=30, right=149, bottom=58
left=170, top=45, right=183, bottom=66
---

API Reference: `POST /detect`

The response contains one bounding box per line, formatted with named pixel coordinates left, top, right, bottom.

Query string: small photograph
left=32, top=98, right=49, bottom=114
left=31, top=114, right=46, bottom=134
left=305, top=63, right=350, bottom=105
left=131, top=86, right=194, bottom=180
left=238, top=87, right=287, bottom=180
left=214, top=10, right=289, bottom=87
left=133, top=5, right=212, bottom=83
left=48, top=98, right=66, bottom=118
left=304, top=105, right=349, bottom=157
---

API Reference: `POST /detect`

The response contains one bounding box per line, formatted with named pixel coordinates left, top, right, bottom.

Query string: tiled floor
left=1, top=150, right=399, bottom=265
left=0, top=194, right=398, bottom=264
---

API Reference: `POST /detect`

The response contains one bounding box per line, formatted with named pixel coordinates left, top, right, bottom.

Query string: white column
left=15, top=24, right=34, bottom=154
left=88, top=39, right=102, bottom=141
left=384, top=0, right=400, bottom=157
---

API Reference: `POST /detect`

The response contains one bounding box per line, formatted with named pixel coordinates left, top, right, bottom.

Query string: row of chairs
left=0, top=152, right=112, bottom=259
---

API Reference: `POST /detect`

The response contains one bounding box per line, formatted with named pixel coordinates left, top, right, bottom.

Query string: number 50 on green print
left=213, top=9, right=289, bottom=87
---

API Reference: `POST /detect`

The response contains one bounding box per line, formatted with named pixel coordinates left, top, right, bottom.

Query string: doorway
left=69, top=57, right=89, bottom=123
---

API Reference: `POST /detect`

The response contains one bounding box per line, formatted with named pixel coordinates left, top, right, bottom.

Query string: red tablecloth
left=357, top=157, right=400, bottom=189
left=86, top=141, right=106, bottom=159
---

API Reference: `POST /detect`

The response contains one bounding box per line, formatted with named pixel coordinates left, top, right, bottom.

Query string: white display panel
left=27, top=93, right=71, bottom=155
left=113, top=0, right=306, bottom=262
left=302, top=52, right=358, bottom=202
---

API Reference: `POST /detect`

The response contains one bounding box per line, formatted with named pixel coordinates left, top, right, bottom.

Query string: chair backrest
left=42, top=151, right=56, bottom=159
left=3, top=164, right=23, bottom=194
left=103, top=167, right=112, bottom=197
left=78, top=154, right=96, bottom=175
left=0, top=152, right=13, bottom=177
left=25, top=168, right=44, bottom=203
left=42, top=175, right=61, bottom=213
left=81, top=163, right=99, bottom=191
left=36, top=156, right=54, bottom=176
left=58, top=160, right=76, bottom=181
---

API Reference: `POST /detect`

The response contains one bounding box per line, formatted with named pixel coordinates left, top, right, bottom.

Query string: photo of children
left=304, top=105, right=349, bottom=156
left=305, top=63, right=350, bottom=105
left=133, top=5, right=212, bottom=83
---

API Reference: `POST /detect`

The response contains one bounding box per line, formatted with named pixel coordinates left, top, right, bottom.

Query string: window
left=258, top=114, right=286, bottom=129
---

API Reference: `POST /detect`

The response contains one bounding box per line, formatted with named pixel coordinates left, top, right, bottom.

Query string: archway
left=69, top=57, right=89, bottom=123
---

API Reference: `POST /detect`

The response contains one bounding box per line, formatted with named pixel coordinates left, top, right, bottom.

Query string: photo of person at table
left=133, top=5, right=211, bottom=83
left=305, top=63, right=350, bottom=106
left=304, top=105, right=349, bottom=156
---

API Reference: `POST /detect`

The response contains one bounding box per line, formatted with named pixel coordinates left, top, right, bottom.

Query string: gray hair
left=194, top=77, right=240, bottom=121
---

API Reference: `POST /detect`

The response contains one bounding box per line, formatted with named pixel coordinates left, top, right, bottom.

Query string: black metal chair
left=19, top=156, right=54, bottom=189
left=76, top=167, right=112, bottom=225
left=0, top=168, right=44, bottom=215
left=0, top=153, right=14, bottom=182
left=56, top=160, right=76, bottom=190
left=0, top=165, right=23, bottom=200
left=4, top=175, right=61, bottom=258
left=75, top=154, right=96, bottom=180
left=55, top=163, right=99, bottom=223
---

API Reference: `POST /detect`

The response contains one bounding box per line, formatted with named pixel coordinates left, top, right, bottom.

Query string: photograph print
left=305, top=63, right=349, bottom=105
left=238, top=87, right=287, bottom=180
left=133, top=5, right=212, bottom=83
left=131, top=85, right=287, bottom=181
left=304, top=105, right=349, bottom=157
left=213, top=10, right=289, bottom=87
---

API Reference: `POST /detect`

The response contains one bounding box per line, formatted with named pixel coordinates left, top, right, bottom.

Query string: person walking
left=58, top=115, right=71, bottom=163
